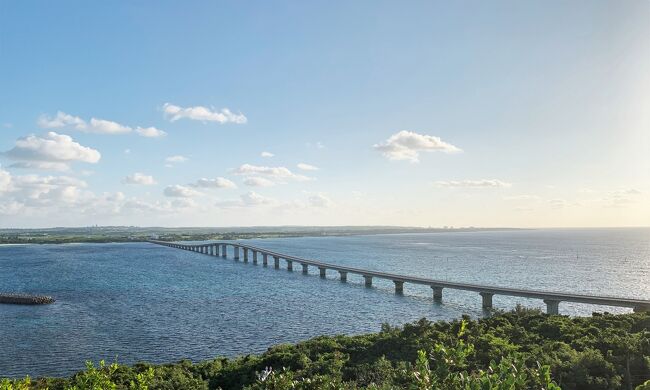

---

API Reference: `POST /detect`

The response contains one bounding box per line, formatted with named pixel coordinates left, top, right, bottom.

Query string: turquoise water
left=1, top=228, right=648, bottom=378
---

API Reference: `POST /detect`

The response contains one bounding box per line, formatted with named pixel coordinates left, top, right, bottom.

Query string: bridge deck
left=150, top=240, right=650, bottom=312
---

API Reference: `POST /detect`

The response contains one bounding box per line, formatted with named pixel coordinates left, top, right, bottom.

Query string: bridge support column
left=209, top=246, right=213, bottom=255
left=634, top=305, right=650, bottom=313
left=363, top=275, right=372, bottom=287
left=243, top=248, right=249, bottom=263
left=431, top=286, right=443, bottom=302
left=287, top=260, right=293, bottom=271
left=234, top=246, right=240, bottom=260
left=263, top=253, right=268, bottom=266
left=319, top=267, right=327, bottom=278
left=480, top=292, right=494, bottom=309
left=215, top=245, right=220, bottom=257
left=393, top=280, right=404, bottom=294
left=301, top=263, right=308, bottom=274
left=221, top=244, right=227, bottom=258
left=339, top=271, right=347, bottom=282
left=544, top=299, right=560, bottom=315
left=274, top=256, right=280, bottom=269
left=253, top=251, right=258, bottom=265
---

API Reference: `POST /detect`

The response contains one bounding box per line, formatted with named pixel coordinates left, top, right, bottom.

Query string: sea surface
left=0, top=228, right=648, bottom=378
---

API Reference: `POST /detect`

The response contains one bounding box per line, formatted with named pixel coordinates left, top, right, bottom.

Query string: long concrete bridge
left=149, top=240, right=650, bottom=315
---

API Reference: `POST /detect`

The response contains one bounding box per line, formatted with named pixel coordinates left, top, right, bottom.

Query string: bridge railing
left=148, top=240, right=650, bottom=315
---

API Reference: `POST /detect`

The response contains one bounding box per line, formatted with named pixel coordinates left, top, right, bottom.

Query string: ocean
left=0, top=228, right=648, bottom=378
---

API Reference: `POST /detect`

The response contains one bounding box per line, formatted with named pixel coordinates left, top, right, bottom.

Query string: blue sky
left=0, top=1, right=648, bottom=227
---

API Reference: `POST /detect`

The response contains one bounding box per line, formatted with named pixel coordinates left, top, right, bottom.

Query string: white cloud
left=165, top=155, right=188, bottom=163
left=241, top=191, right=273, bottom=206
left=374, top=130, right=461, bottom=162
left=435, top=179, right=512, bottom=188
left=123, top=173, right=157, bottom=185
left=38, top=111, right=132, bottom=134
left=243, top=177, right=275, bottom=187
left=232, top=164, right=310, bottom=182
left=0, top=166, right=13, bottom=193
left=3, top=132, right=101, bottom=170
left=86, top=118, right=131, bottom=134
left=162, top=103, right=247, bottom=124
left=308, top=193, right=333, bottom=208
left=260, top=151, right=274, bottom=158
left=136, top=126, right=167, bottom=138
left=37, top=111, right=86, bottom=129
left=297, top=162, right=319, bottom=171
left=192, top=177, right=237, bottom=189
left=38, top=111, right=165, bottom=136
left=124, top=149, right=131, bottom=155
left=163, top=185, right=201, bottom=198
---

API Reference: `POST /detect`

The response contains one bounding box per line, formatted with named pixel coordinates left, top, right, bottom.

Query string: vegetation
left=1, top=309, right=649, bottom=389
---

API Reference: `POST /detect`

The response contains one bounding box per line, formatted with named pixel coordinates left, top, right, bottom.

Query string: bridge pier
left=287, top=260, right=293, bottom=271
left=301, top=263, right=308, bottom=274
left=234, top=246, right=240, bottom=260
left=480, top=292, right=494, bottom=309
left=393, top=280, right=404, bottom=294
left=544, top=299, right=560, bottom=315
left=221, top=244, right=227, bottom=258
left=363, top=275, right=372, bottom=287
left=274, top=256, right=280, bottom=269
left=263, top=253, right=268, bottom=266
left=215, top=244, right=220, bottom=257
left=208, top=246, right=213, bottom=255
left=253, top=251, right=258, bottom=265
left=431, top=286, right=443, bottom=302
left=243, top=248, right=249, bottom=263
left=319, top=267, right=327, bottom=278
left=339, top=271, right=347, bottom=282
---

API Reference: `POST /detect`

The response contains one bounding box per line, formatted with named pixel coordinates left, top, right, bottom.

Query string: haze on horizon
left=0, top=1, right=648, bottom=229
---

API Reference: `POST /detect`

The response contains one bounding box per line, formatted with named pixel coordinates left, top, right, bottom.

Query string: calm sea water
left=1, top=228, right=648, bottom=378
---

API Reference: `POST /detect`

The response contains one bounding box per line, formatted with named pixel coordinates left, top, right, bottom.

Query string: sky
left=0, top=0, right=649, bottom=228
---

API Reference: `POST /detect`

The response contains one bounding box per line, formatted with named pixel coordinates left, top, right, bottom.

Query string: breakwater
left=0, top=293, right=55, bottom=305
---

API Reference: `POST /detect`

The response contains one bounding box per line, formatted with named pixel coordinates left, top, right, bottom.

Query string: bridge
left=149, top=240, right=650, bottom=315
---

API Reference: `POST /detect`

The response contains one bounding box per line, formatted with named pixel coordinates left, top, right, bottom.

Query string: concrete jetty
left=149, top=240, right=650, bottom=315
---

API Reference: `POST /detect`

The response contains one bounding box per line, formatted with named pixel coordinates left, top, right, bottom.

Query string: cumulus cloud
left=243, top=177, right=275, bottom=187
left=191, top=177, right=237, bottom=189
left=123, top=173, right=157, bottom=185
left=3, top=132, right=101, bottom=170
left=38, top=111, right=164, bottom=136
left=136, top=126, right=167, bottom=138
left=241, top=191, right=273, bottom=206
left=308, top=193, right=333, bottom=208
left=232, top=164, right=310, bottom=182
left=435, top=179, right=512, bottom=188
left=38, top=111, right=132, bottom=134
left=297, top=162, right=319, bottom=171
left=162, top=103, right=247, bottom=124
left=165, top=155, right=188, bottom=163
left=260, top=151, right=274, bottom=158
left=374, top=130, right=461, bottom=162
left=163, top=184, right=201, bottom=198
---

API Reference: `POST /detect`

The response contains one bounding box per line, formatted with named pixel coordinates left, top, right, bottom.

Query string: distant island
left=0, top=226, right=523, bottom=245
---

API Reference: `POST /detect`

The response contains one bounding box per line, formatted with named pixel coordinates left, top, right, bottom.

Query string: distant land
left=0, top=226, right=523, bottom=245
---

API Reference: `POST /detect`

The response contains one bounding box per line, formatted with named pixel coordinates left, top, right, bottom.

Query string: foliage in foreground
left=2, top=309, right=649, bottom=389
